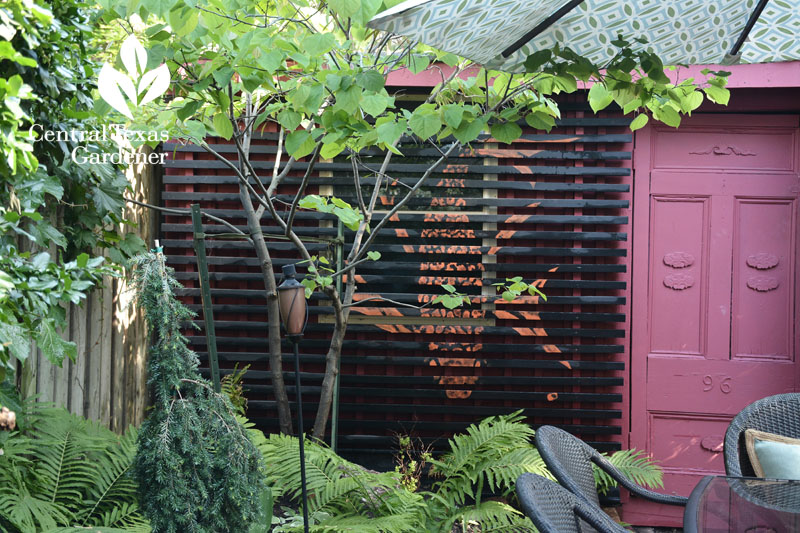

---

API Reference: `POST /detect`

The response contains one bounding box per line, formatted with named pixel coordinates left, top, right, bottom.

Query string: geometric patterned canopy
left=368, top=0, right=800, bottom=72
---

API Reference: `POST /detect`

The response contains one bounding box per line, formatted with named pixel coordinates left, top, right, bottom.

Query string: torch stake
left=291, top=336, right=310, bottom=533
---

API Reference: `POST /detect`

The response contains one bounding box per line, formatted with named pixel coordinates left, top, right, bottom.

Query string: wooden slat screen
left=160, top=97, right=630, bottom=465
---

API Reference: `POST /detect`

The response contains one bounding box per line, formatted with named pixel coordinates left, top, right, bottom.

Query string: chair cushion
left=744, top=429, right=800, bottom=480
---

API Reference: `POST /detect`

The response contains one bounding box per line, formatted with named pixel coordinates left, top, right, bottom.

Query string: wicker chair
left=724, top=393, right=800, bottom=477
left=535, top=425, right=687, bottom=508
left=516, top=473, right=628, bottom=533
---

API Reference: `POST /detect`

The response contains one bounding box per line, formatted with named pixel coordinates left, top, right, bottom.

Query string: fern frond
left=31, top=409, right=105, bottom=511
left=481, top=446, right=552, bottom=494
left=593, top=448, right=664, bottom=495
left=432, top=411, right=535, bottom=505
left=78, top=426, right=141, bottom=527
left=439, top=500, right=535, bottom=533
left=307, top=512, right=423, bottom=533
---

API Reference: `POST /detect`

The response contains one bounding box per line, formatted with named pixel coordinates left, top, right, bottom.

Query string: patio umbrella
left=368, top=0, right=800, bottom=72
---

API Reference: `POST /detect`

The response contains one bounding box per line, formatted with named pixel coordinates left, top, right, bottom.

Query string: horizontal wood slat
left=160, top=97, right=630, bottom=462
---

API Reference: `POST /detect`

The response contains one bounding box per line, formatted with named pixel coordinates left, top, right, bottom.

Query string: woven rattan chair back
left=535, top=425, right=600, bottom=505
left=516, top=473, right=626, bottom=533
left=724, top=393, right=800, bottom=477
left=535, top=425, right=687, bottom=511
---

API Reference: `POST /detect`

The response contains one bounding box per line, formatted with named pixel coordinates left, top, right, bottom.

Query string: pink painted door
left=626, top=115, right=800, bottom=526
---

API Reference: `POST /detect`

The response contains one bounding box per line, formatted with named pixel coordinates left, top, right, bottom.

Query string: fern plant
left=258, top=432, right=426, bottom=533
left=253, top=411, right=664, bottom=533
left=425, top=411, right=548, bottom=532
left=0, top=407, right=149, bottom=533
left=130, top=252, right=267, bottom=533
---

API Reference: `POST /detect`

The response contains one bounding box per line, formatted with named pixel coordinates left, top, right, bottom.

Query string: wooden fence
left=19, top=149, right=158, bottom=432
left=160, top=94, right=632, bottom=466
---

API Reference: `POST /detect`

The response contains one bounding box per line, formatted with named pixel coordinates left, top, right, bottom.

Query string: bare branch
left=285, top=142, right=322, bottom=235
left=342, top=296, right=431, bottom=310
left=125, top=197, right=252, bottom=244
left=350, top=142, right=460, bottom=265
left=351, top=155, right=367, bottom=218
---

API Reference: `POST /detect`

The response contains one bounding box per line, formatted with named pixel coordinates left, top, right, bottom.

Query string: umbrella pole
left=501, top=0, right=586, bottom=58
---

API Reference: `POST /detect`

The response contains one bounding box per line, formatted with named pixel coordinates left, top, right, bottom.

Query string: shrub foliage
left=130, top=252, right=266, bottom=533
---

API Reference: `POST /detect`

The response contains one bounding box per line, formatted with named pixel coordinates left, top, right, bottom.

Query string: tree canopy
left=97, top=0, right=729, bottom=437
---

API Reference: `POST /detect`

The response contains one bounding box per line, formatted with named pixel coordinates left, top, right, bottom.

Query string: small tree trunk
left=311, top=283, right=349, bottom=439
left=239, top=183, right=293, bottom=435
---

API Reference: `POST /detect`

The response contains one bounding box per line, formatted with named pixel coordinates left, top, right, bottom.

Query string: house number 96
left=702, top=375, right=732, bottom=394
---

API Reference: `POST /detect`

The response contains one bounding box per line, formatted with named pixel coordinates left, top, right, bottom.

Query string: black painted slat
left=247, top=384, right=623, bottom=403
left=163, top=256, right=627, bottom=273
left=245, top=401, right=621, bottom=419
left=162, top=174, right=630, bottom=193
left=159, top=209, right=628, bottom=225
left=198, top=352, right=625, bottom=369
left=192, top=320, right=626, bottom=338
left=164, top=142, right=631, bottom=161
left=175, top=272, right=625, bottom=290
left=184, top=304, right=626, bottom=323
left=163, top=223, right=628, bottom=242
left=175, top=288, right=627, bottom=305
left=187, top=337, right=626, bottom=354
left=162, top=192, right=630, bottom=210
left=164, top=158, right=632, bottom=177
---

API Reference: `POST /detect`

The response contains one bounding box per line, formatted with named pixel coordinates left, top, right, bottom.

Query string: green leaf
left=376, top=118, right=407, bottom=145
left=320, top=141, right=344, bottom=159
left=407, top=54, right=430, bottom=75
left=683, top=91, right=704, bottom=112
left=361, top=93, right=390, bottom=117
left=277, top=109, right=302, bottom=130
left=367, top=251, right=381, bottom=261
left=257, top=49, right=284, bottom=72
left=704, top=85, right=730, bottom=105
left=0, top=320, right=28, bottom=364
left=525, top=112, right=555, bottom=132
left=285, top=130, right=316, bottom=159
left=656, top=105, right=681, bottom=128
left=409, top=110, right=442, bottom=139
left=36, top=319, right=78, bottom=366
left=329, top=0, right=361, bottom=18
left=588, top=83, right=613, bottom=113
left=334, top=85, right=362, bottom=114
left=442, top=105, right=464, bottom=129
left=355, top=70, right=385, bottom=93
left=168, top=5, right=199, bottom=36
left=76, top=253, right=90, bottom=269
left=629, top=113, right=649, bottom=131
left=490, top=122, right=522, bottom=144
left=185, top=120, right=206, bottom=140
left=212, top=67, right=235, bottom=88
left=453, top=117, right=487, bottom=145
left=303, top=33, right=336, bottom=56
left=213, top=113, right=234, bottom=140
left=524, top=50, right=552, bottom=72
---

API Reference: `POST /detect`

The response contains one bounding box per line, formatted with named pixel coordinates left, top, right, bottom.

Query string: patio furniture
left=724, top=393, right=800, bottom=477
left=516, top=472, right=627, bottom=533
left=534, top=425, right=687, bottom=507
left=684, top=475, right=800, bottom=533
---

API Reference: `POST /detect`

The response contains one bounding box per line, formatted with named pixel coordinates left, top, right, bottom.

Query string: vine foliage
left=129, top=252, right=267, bottom=533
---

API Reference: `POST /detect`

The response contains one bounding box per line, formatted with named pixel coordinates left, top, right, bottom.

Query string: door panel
left=626, top=115, right=800, bottom=527
left=732, top=198, right=797, bottom=360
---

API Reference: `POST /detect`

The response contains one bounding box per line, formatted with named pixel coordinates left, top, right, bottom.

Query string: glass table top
left=686, top=476, right=800, bottom=533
